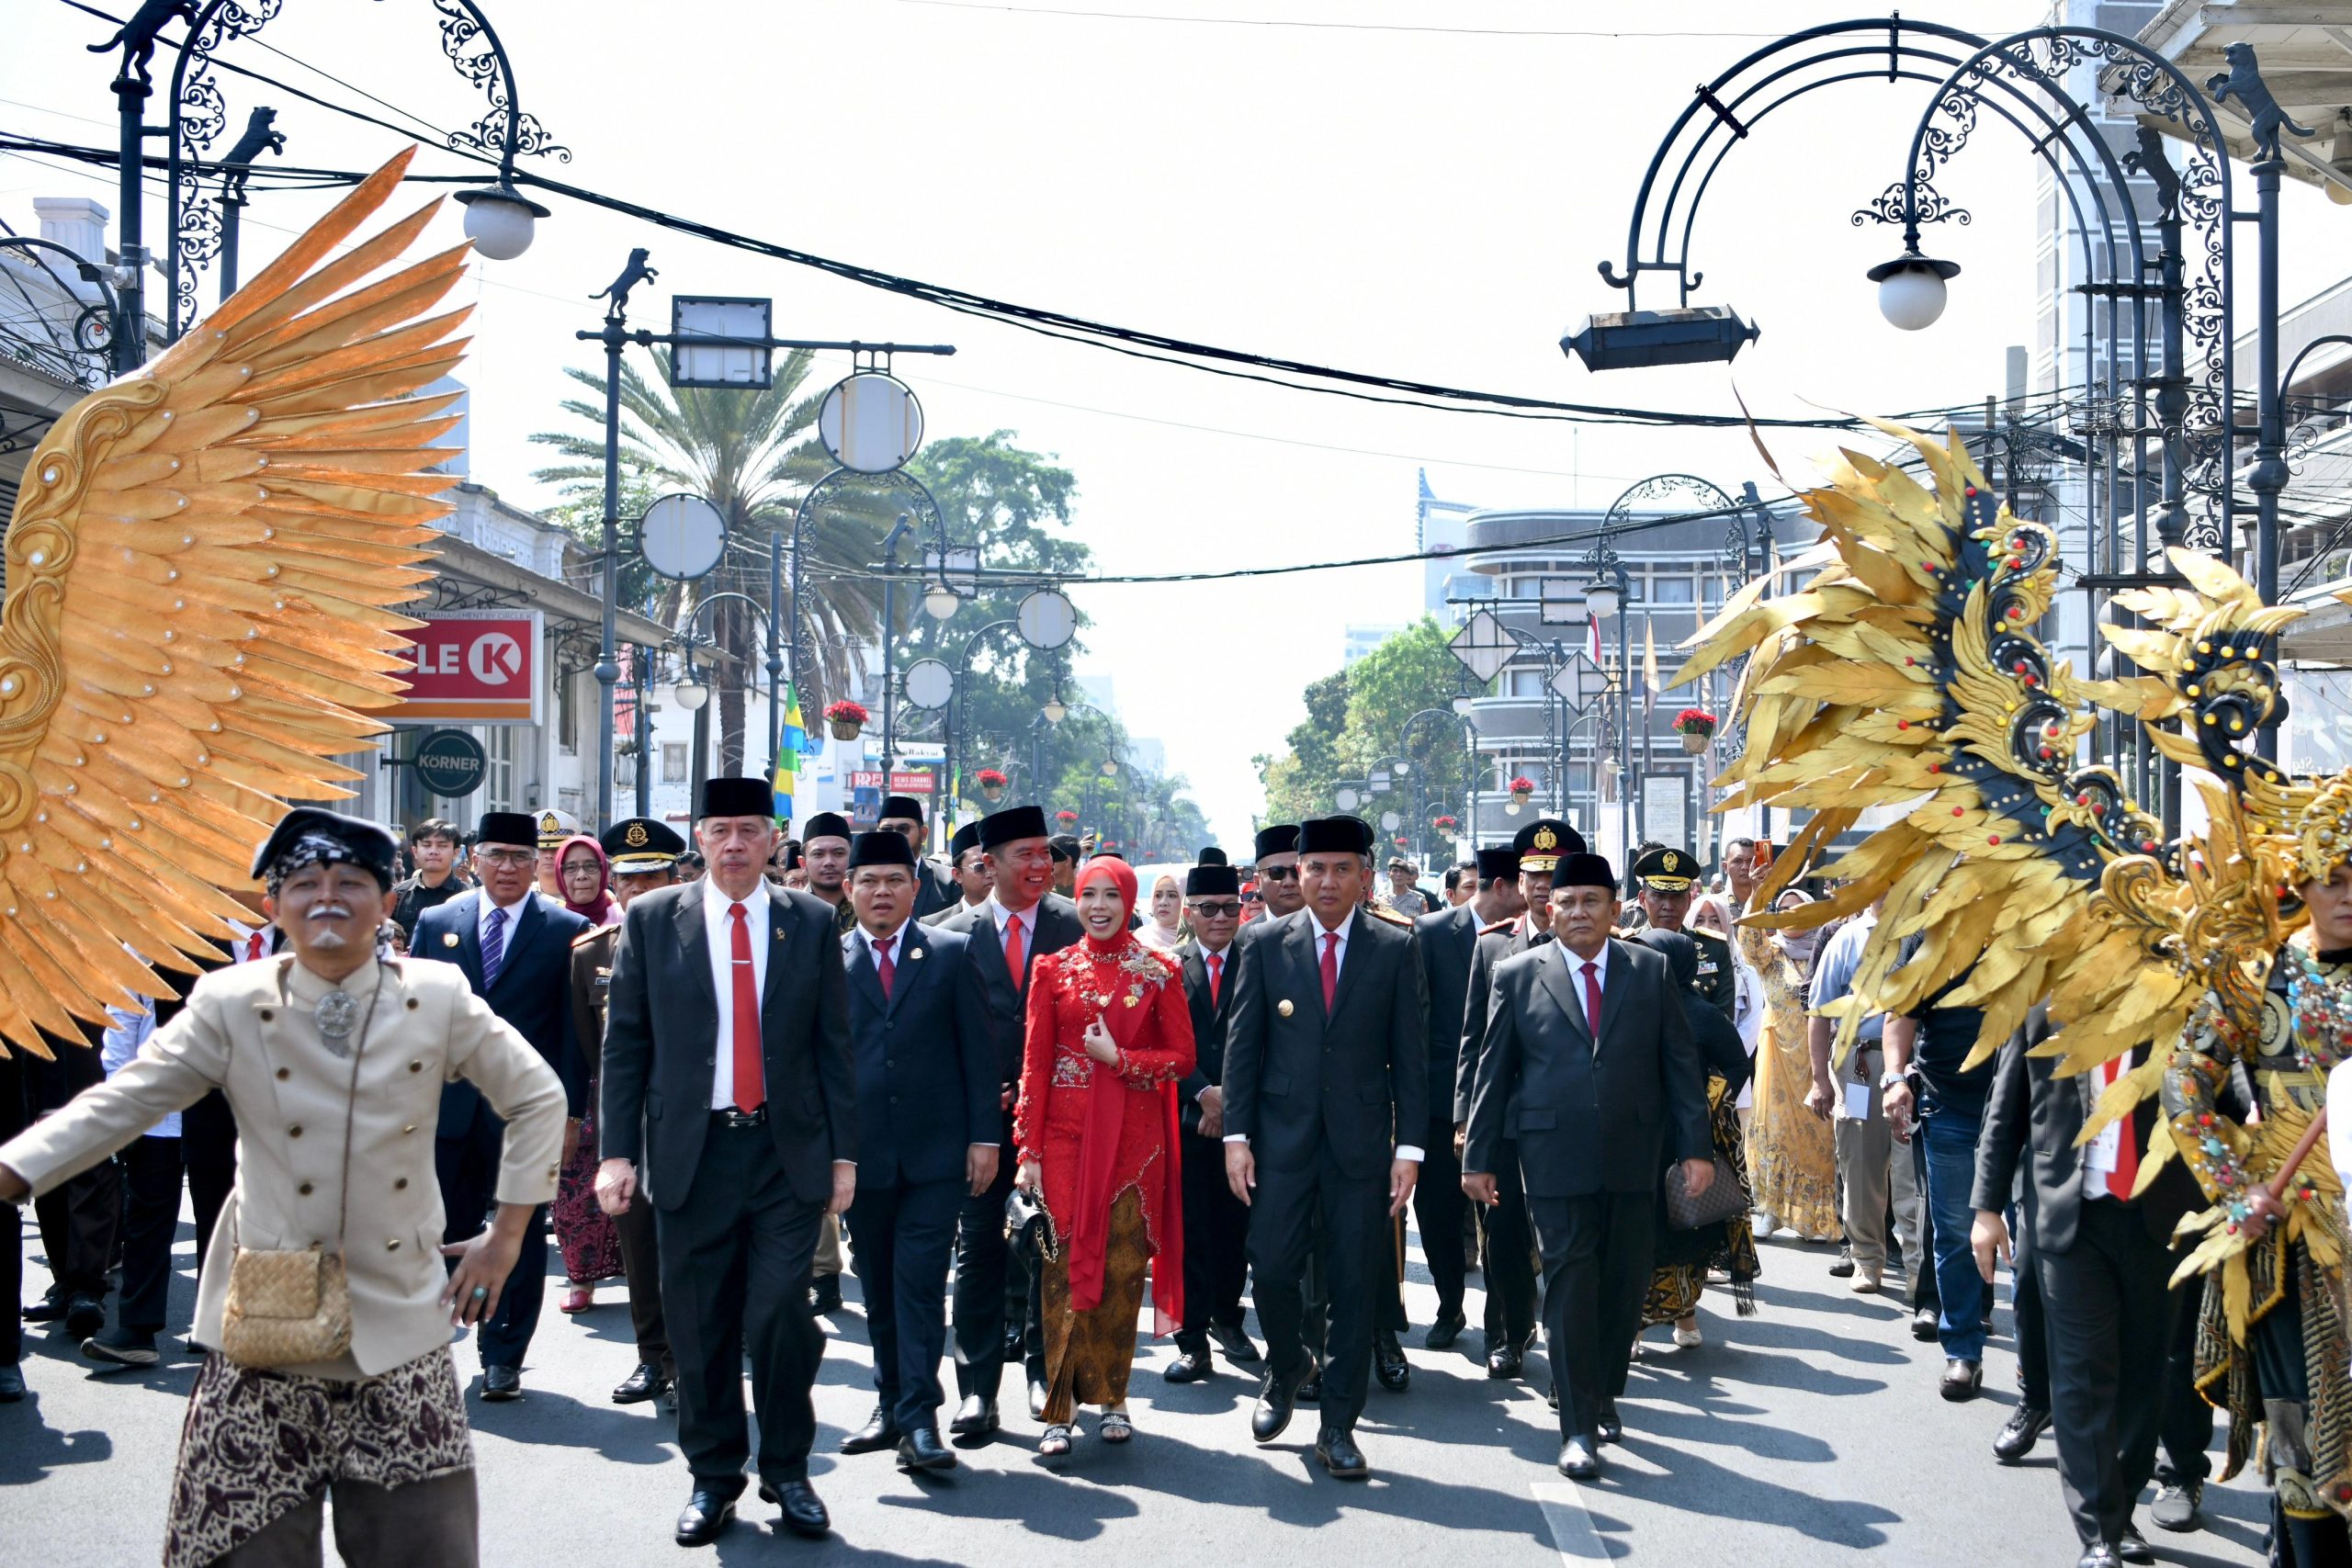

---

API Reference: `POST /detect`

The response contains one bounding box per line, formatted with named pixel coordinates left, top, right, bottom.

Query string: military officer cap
left=603, top=817, right=685, bottom=874
left=536, top=807, right=581, bottom=849
left=1631, top=845, right=1700, bottom=893
left=1511, top=818, right=1587, bottom=874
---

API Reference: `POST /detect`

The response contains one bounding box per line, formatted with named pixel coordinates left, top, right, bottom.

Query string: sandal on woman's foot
left=1039, top=1424, right=1073, bottom=1458
left=1099, top=1410, right=1133, bottom=1444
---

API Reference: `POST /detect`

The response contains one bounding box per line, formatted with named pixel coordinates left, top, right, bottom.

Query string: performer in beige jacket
left=0, top=808, right=565, bottom=1568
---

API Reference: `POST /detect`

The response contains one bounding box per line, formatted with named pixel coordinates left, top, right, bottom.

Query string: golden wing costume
left=0, top=148, right=464, bottom=1058
left=1682, top=420, right=2352, bottom=1522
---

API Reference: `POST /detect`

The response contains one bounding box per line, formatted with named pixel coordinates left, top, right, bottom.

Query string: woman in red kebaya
left=1013, top=855, right=1195, bottom=1459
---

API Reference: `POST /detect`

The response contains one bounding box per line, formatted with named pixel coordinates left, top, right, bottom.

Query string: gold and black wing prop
left=0, top=149, right=467, bottom=1056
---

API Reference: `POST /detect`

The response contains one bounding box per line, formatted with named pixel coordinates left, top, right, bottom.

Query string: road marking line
left=1532, top=1479, right=1610, bottom=1562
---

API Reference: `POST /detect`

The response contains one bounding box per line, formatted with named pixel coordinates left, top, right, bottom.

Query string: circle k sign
left=401, top=612, right=542, bottom=724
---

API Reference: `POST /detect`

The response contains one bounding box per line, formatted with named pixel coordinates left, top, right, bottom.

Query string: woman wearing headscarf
left=1012, top=855, right=1196, bottom=1458
left=549, top=833, right=624, bottom=1312
left=1738, top=868, right=1838, bottom=1242
left=1632, top=930, right=1758, bottom=1349
left=1136, top=873, right=1186, bottom=952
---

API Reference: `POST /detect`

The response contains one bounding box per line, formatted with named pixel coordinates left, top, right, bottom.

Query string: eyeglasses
left=1188, top=900, right=1242, bottom=918
left=1259, top=865, right=1300, bottom=882
left=475, top=848, right=533, bottom=868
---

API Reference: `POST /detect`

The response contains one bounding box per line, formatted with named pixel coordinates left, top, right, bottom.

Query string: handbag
left=1662, top=1154, right=1746, bottom=1232
left=1005, top=1184, right=1059, bottom=1262
left=220, top=960, right=381, bottom=1369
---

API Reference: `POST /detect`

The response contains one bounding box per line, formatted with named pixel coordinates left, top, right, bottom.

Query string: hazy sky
left=7, top=0, right=2350, bottom=844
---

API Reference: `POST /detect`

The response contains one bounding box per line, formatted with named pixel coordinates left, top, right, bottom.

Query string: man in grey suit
left=1464, top=851, right=1713, bottom=1480
left=597, top=778, right=857, bottom=1547
left=1223, top=816, right=1428, bottom=1482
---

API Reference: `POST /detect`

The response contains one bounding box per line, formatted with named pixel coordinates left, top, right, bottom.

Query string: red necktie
left=1206, top=952, right=1223, bottom=1006
left=876, top=933, right=896, bottom=1001
left=729, top=904, right=763, bottom=1112
left=1320, top=932, right=1339, bottom=1012
left=1003, top=913, right=1026, bottom=990
left=1582, top=960, right=1603, bottom=1040
left=245, top=931, right=265, bottom=962
left=2107, top=1056, right=2140, bottom=1201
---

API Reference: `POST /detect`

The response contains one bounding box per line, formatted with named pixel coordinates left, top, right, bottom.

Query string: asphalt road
left=2, top=1200, right=2277, bottom=1567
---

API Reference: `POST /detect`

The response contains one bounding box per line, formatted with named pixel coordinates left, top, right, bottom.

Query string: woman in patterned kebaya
left=1013, top=855, right=1196, bottom=1460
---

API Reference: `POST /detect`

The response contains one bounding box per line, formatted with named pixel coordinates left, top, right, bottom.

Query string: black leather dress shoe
left=1424, top=1310, right=1467, bottom=1350
left=840, top=1404, right=901, bottom=1454
left=1828, top=1246, right=1856, bottom=1278
left=1250, top=1364, right=1310, bottom=1444
left=2075, top=1544, right=2120, bottom=1568
left=1297, top=1369, right=1322, bottom=1404
left=62, top=1295, right=104, bottom=1342
left=481, top=1364, right=522, bottom=1402
left=19, top=1290, right=65, bottom=1323
left=1911, top=1306, right=1939, bottom=1342
left=808, top=1275, right=842, bottom=1315
left=757, top=1480, right=831, bottom=1539
left=1315, top=1427, right=1369, bottom=1480
left=1210, top=1321, right=1262, bottom=1365
left=1992, top=1404, right=2050, bottom=1461
left=1164, top=1349, right=1213, bottom=1383
left=1374, top=1332, right=1410, bottom=1393
left=1939, top=1358, right=1982, bottom=1402
left=0, top=1363, right=24, bottom=1403
left=948, top=1395, right=999, bottom=1438
left=673, top=1489, right=734, bottom=1547
left=1487, top=1343, right=1525, bottom=1380
left=1558, top=1436, right=1600, bottom=1479
left=897, top=1427, right=956, bottom=1472
left=2115, top=1527, right=2154, bottom=1564
left=612, top=1363, right=672, bottom=1405
left=1597, top=1402, right=1623, bottom=1444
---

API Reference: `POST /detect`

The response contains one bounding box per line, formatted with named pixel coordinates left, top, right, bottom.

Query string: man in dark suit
left=927, top=804, right=1083, bottom=1435
left=1413, top=842, right=1522, bottom=1351
left=1223, top=816, right=1428, bottom=1481
left=597, top=777, right=857, bottom=1546
left=1456, top=823, right=1571, bottom=1379
left=1166, top=860, right=1259, bottom=1382
left=569, top=816, right=685, bottom=1409
left=874, top=794, right=960, bottom=921
left=1971, top=1010, right=2206, bottom=1568
left=835, top=830, right=996, bottom=1474
left=413, top=809, right=590, bottom=1402
left=1464, top=851, right=1713, bottom=1480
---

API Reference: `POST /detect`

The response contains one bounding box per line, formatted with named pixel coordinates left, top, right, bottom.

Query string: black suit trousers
left=435, top=1103, right=547, bottom=1371
left=1412, top=1115, right=1467, bottom=1318
left=180, top=1090, right=236, bottom=1275
left=1530, top=1190, right=1657, bottom=1442
left=848, top=1174, right=963, bottom=1432
left=657, top=1122, right=827, bottom=1489
left=614, top=1191, right=671, bottom=1378
left=1178, top=1131, right=1250, bottom=1348
left=114, top=1136, right=184, bottom=1335
left=1479, top=1139, right=1537, bottom=1350
left=952, top=1140, right=1021, bottom=1403
left=34, top=1156, right=117, bottom=1303
left=1248, top=1152, right=1386, bottom=1432
left=2036, top=1198, right=2177, bottom=1549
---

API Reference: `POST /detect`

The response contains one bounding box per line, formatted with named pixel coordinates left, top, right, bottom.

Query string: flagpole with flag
left=774, top=682, right=807, bottom=829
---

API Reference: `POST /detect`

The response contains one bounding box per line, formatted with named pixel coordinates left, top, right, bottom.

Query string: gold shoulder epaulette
left=1369, top=905, right=1415, bottom=927
left=1479, top=919, right=1514, bottom=936
left=571, top=925, right=613, bottom=951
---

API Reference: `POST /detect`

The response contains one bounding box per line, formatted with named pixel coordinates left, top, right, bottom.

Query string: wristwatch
left=1878, top=1070, right=1907, bottom=1089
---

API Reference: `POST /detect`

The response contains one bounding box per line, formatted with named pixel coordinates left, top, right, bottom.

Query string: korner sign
left=399, top=611, right=543, bottom=725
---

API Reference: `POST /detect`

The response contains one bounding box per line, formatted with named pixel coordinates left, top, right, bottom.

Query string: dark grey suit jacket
left=930, top=895, right=1084, bottom=1126
left=840, top=920, right=995, bottom=1188
left=1454, top=921, right=1545, bottom=1122
left=1464, top=937, right=1711, bottom=1198
left=1416, top=902, right=1481, bottom=1126
left=599, top=880, right=856, bottom=1211
left=1222, top=908, right=1429, bottom=1180
left=1175, top=940, right=1238, bottom=1137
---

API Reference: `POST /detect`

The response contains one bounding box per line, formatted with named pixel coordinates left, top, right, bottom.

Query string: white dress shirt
left=477, top=888, right=534, bottom=953
left=857, top=919, right=910, bottom=973
left=703, top=886, right=771, bottom=1111
left=101, top=997, right=175, bottom=1139
left=1227, top=913, right=1422, bottom=1164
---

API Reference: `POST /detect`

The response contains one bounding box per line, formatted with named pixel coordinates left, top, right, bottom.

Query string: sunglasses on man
left=1187, top=899, right=1243, bottom=919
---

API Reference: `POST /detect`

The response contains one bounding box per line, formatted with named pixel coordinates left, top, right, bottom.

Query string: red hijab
left=1067, top=856, right=1184, bottom=1331
left=556, top=834, right=618, bottom=927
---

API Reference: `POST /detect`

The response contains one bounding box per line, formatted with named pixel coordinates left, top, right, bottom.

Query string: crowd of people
left=0, top=783, right=2344, bottom=1568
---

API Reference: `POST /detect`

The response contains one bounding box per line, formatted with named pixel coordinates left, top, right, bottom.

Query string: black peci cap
left=1475, top=845, right=1521, bottom=882
left=1254, top=824, right=1300, bottom=861
left=800, top=811, right=852, bottom=846
left=1298, top=816, right=1372, bottom=855
left=1554, top=852, right=1618, bottom=890
left=1198, top=846, right=1228, bottom=866
left=878, top=794, right=926, bottom=823
left=700, top=776, right=775, bottom=820
left=475, top=810, right=537, bottom=849
left=1185, top=863, right=1241, bottom=897
left=949, top=819, right=982, bottom=860
left=849, top=831, right=918, bottom=870
left=980, top=805, right=1050, bottom=849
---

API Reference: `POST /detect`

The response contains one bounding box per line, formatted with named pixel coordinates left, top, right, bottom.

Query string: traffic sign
left=1448, top=609, right=1516, bottom=682
left=413, top=728, right=488, bottom=797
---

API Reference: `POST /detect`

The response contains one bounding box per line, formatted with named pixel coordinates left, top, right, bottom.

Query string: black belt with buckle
left=712, top=1106, right=767, bottom=1129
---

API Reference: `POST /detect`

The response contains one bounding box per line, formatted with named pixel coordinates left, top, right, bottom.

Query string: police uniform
left=570, top=817, right=685, bottom=1405
left=1629, top=848, right=1734, bottom=1018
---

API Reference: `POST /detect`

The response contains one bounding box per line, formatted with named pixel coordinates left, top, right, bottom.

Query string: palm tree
left=531, top=347, right=888, bottom=773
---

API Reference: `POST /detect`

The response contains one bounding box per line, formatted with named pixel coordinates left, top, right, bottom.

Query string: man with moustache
left=1223, top=818, right=1428, bottom=1481
left=835, top=831, right=996, bottom=1472
left=413, top=810, right=591, bottom=1403
left=1464, top=851, right=1713, bottom=1479
left=1628, top=848, right=1736, bottom=1017
left=597, top=778, right=857, bottom=1545
left=1414, top=842, right=1524, bottom=1351
left=929, top=805, right=1084, bottom=1435
left=1166, top=858, right=1261, bottom=1382
left=1455, top=820, right=1576, bottom=1380
left=874, top=794, right=961, bottom=920
left=569, top=817, right=687, bottom=1409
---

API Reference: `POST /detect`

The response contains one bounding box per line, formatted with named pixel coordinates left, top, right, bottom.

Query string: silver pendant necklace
left=314, top=989, right=360, bottom=1056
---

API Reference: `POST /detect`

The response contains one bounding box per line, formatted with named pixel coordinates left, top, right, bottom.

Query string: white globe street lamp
left=1869, top=250, right=1960, bottom=332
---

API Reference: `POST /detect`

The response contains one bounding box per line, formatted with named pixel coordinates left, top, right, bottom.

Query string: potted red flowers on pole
left=1507, top=775, right=1535, bottom=807
left=976, top=767, right=1008, bottom=803
left=1056, top=809, right=1080, bottom=826
left=1431, top=814, right=1459, bottom=833
left=1673, top=707, right=1718, bottom=754
left=824, top=699, right=869, bottom=742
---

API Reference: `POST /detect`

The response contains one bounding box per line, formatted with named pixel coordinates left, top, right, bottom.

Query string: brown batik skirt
left=1039, top=1187, right=1151, bottom=1424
